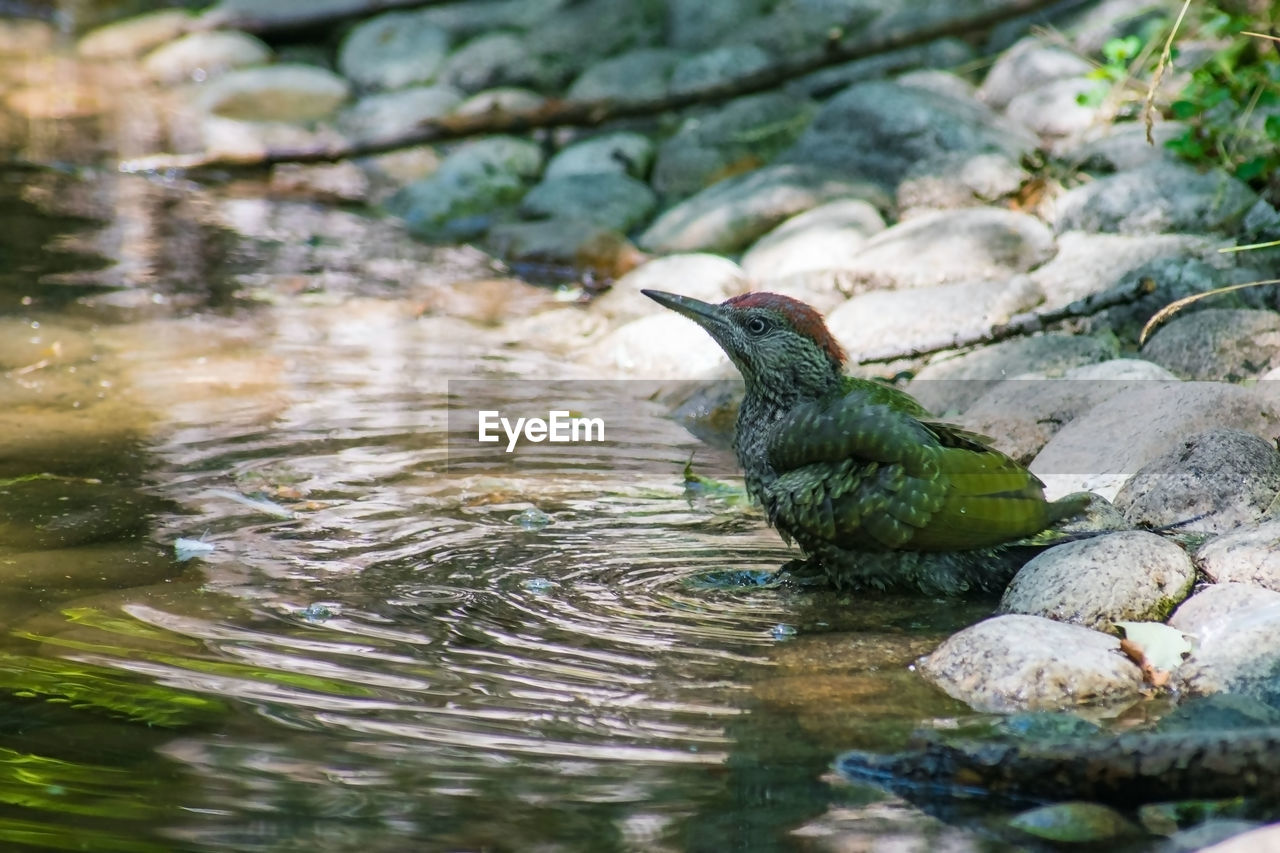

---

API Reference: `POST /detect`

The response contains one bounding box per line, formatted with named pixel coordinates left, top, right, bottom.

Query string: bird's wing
left=764, top=396, right=1062, bottom=552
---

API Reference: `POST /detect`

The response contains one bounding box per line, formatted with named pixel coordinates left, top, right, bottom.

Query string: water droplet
left=770, top=623, right=797, bottom=640
left=512, top=507, right=551, bottom=530
left=523, top=578, right=556, bottom=594
left=299, top=603, right=334, bottom=622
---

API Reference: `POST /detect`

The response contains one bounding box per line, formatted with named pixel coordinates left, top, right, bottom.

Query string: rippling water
left=0, top=168, right=997, bottom=851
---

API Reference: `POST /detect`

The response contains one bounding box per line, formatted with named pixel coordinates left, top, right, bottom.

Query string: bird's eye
left=745, top=316, right=769, bottom=336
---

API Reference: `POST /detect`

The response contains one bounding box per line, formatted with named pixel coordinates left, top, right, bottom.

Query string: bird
left=642, top=289, right=1089, bottom=595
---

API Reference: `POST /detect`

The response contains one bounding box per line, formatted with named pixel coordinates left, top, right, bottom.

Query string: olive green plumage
left=643, top=288, right=1087, bottom=595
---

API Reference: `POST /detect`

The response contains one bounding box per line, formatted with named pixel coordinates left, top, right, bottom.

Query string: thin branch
left=122, top=0, right=1087, bottom=174
left=1143, top=0, right=1192, bottom=145
left=855, top=276, right=1160, bottom=365
left=1138, top=278, right=1280, bottom=345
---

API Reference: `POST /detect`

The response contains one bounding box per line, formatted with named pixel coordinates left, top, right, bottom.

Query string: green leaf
left=1265, top=115, right=1280, bottom=142
left=1170, top=99, right=1201, bottom=120
left=1234, top=156, right=1270, bottom=182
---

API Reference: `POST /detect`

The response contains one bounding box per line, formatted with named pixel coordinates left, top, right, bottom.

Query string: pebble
left=1196, top=521, right=1280, bottom=592
left=337, top=11, right=451, bottom=91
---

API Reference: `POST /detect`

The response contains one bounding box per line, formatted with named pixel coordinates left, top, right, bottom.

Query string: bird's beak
left=641, top=289, right=729, bottom=332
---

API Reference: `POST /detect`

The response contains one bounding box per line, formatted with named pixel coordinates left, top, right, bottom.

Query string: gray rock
left=586, top=313, right=730, bottom=378
left=896, top=150, right=1028, bottom=212
left=593, top=253, right=745, bottom=323
left=519, top=174, right=657, bottom=233
left=651, top=92, right=817, bottom=198
left=729, top=0, right=878, bottom=57
left=452, top=87, right=547, bottom=116
left=638, top=163, right=887, bottom=254
left=485, top=219, right=630, bottom=268
left=199, top=115, right=350, bottom=161
left=1197, top=521, right=1280, bottom=592
left=1006, top=77, right=1103, bottom=141
left=829, top=276, right=1043, bottom=365
left=143, top=30, right=271, bottom=84
left=1170, top=582, right=1280, bottom=635
left=999, top=531, right=1195, bottom=631
left=669, top=44, right=772, bottom=95
left=782, top=79, right=1037, bottom=189
left=566, top=48, right=683, bottom=102
left=957, top=366, right=1163, bottom=463
left=437, top=32, right=547, bottom=93
left=830, top=207, right=1056, bottom=291
left=1062, top=121, right=1189, bottom=172
left=1141, top=309, right=1280, bottom=381
left=545, top=132, right=655, bottom=181
left=1029, top=231, right=1220, bottom=311
left=979, top=37, right=1093, bottom=110
left=790, top=39, right=976, bottom=100
left=1174, top=587, right=1280, bottom=706
left=527, top=0, right=665, bottom=84
left=910, top=333, right=1118, bottom=415
left=77, top=9, right=193, bottom=58
left=196, top=64, right=350, bottom=122
left=1033, top=383, right=1280, bottom=502
left=919, top=614, right=1143, bottom=713
left=339, top=86, right=462, bottom=144
left=1115, top=429, right=1280, bottom=535
left=416, top=0, right=566, bottom=39
left=337, top=11, right=451, bottom=91
left=741, top=199, right=885, bottom=281
left=667, top=0, right=771, bottom=50
left=385, top=136, right=544, bottom=240
left=1052, top=161, right=1259, bottom=235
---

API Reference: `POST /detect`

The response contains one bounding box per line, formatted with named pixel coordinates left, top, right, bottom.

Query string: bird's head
left=642, top=289, right=847, bottom=402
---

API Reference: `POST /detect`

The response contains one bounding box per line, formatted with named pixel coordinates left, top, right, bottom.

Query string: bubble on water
left=770, top=623, right=797, bottom=641
left=523, top=578, right=556, bottom=594
left=299, top=603, right=334, bottom=622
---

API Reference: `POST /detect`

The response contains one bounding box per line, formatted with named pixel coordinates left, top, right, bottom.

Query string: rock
left=957, top=363, right=1171, bottom=463
left=668, top=44, right=772, bottom=95
left=1197, top=521, right=1280, bottom=592
left=416, top=0, right=565, bottom=39
left=999, top=531, right=1194, bottom=631
left=1029, top=231, right=1220, bottom=311
left=592, top=253, right=745, bottom=323
left=978, top=37, right=1093, bottom=110
left=527, top=0, right=665, bottom=84
left=545, top=132, right=655, bottom=181
left=666, top=0, right=771, bottom=50
left=1006, top=77, right=1103, bottom=141
left=791, top=39, right=976, bottom=100
left=1032, top=383, right=1280, bottom=501
left=0, top=20, right=51, bottom=56
left=142, top=30, right=271, bottom=84
left=896, top=150, right=1028, bottom=212
left=196, top=64, right=351, bottom=122
left=651, top=92, right=817, bottom=198
left=831, top=207, right=1056, bottom=291
left=338, top=86, right=463, bottom=144
left=741, top=199, right=885, bottom=281
left=518, top=174, right=657, bottom=233
left=1115, top=429, right=1280, bottom=535
left=1009, top=802, right=1142, bottom=843
left=1174, top=587, right=1280, bottom=705
left=437, top=32, right=547, bottom=93
left=1170, top=583, right=1280, bottom=635
left=782, top=79, right=1037, bottom=190
left=566, top=48, right=683, bottom=102
left=1141, top=309, right=1280, bottom=381
left=452, top=87, right=547, bottom=116
left=269, top=161, right=370, bottom=203
left=337, top=11, right=451, bottom=91
left=385, top=136, right=544, bottom=240
left=586, top=313, right=729, bottom=378
left=77, top=9, right=194, bottom=59
left=1062, top=121, right=1189, bottom=172
left=199, top=115, right=350, bottom=163
left=918, top=614, right=1143, bottom=713
left=485, top=221, right=643, bottom=277
left=828, top=276, right=1043, bottom=364
left=1172, top=822, right=1274, bottom=853
left=1052, top=161, right=1259, bottom=235
left=638, top=163, right=886, bottom=254
left=909, top=333, right=1117, bottom=415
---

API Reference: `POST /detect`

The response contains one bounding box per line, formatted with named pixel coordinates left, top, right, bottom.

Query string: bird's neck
left=733, top=367, right=842, bottom=488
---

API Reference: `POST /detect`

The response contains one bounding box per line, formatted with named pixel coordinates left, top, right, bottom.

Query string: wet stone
left=545, top=132, right=655, bottom=181
left=566, top=48, right=683, bottom=103
left=339, top=86, right=463, bottom=145
left=77, top=9, right=194, bottom=59
left=437, top=32, right=547, bottom=93
left=518, top=173, right=657, bottom=233
left=1169, top=582, right=1280, bottom=636
left=1173, top=588, right=1280, bottom=706
left=999, top=531, right=1195, bottom=631
left=197, top=64, right=351, bottom=122
left=919, top=613, right=1143, bottom=713
left=142, top=30, right=271, bottom=85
